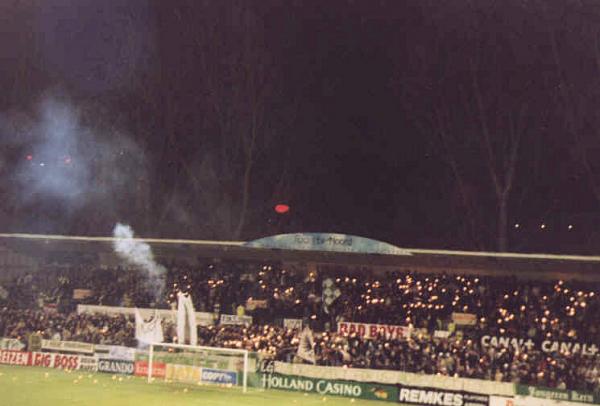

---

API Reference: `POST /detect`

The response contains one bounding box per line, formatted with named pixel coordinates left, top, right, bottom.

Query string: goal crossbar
left=148, top=342, right=249, bottom=393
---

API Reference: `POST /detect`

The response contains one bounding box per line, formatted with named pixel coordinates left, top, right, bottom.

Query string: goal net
left=147, top=342, right=250, bottom=393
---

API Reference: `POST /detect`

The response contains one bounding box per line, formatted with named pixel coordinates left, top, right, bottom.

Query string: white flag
left=322, top=278, right=341, bottom=314
left=135, top=309, right=164, bottom=345
left=177, top=292, right=197, bottom=346
left=296, top=327, right=316, bottom=364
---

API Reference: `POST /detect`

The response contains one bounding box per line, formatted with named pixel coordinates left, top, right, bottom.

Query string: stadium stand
left=2, top=256, right=600, bottom=393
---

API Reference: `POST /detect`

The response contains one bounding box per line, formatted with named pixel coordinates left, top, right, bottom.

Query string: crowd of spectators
left=0, top=308, right=136, bottom=347
left=2, top=259, right=600, bottom=393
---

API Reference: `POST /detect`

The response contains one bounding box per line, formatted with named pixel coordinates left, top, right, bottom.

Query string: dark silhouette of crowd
left=1, top=259, right=600, bottom=393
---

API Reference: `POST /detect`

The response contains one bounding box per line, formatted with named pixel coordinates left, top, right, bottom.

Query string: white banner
left=177, top=292, right=197, bottom=346
left=283, top=318, right=303, bottom=330
left=220, top=314, right=252, bottom=326
left=79, top=355, right=99, bottom=372
left=490, top=396, right=515, bottom=406
left=434, top=330, right=451, bottom=339
left=42, top=339, right=95, bottom=354
left=337, top=321, right=411, bottom=340
left=274, top=362, right=514, bottom=396
left=135, top=309, right=163, bottom=345
left=297, top=327, right=316, bottom=364
left=94, top=345, right=136, bottom=361
left=0, top=338, right=25, bottom=351
left=77, top=304, right=215, bottom=326
left=480, top=335, right=599, bottom=356
left=513, top=396, right=583, bottom=406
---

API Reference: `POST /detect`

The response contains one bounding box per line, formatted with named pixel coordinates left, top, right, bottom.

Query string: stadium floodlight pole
left=148, top=342, right=249, bottom=393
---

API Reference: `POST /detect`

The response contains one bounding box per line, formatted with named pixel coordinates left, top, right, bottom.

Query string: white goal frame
left=148, top=342, right=249, bottom=393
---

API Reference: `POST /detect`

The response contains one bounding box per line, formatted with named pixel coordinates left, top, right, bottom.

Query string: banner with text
left=73, top=289, right=94, bottom=300
left=42, top=339, right=95, bottom=354
left=337, top=322, right=411, bottom=340
left=0, top=350, right=30, bottom=366
left=246, top=299, right=268, bottom=310
left=98, top=359, right=134, bottom=375
left=260, top=373, right=398, bottom=402
left=397, top=384, right=489, bottom=406
left=220, top=314, right=253, bottom=326
left=245, top=233, right=411, bottom=256
left=29, top=352, right=96, bottom=371
left=452, top=312, right=477, bottom=326
left=515, top=384, right=599, bottom=405
left=134, top=360, right=166, bottom=378
left=480, top=335, right=599, bottom=357
left=274, top=361, right=514, bottom=397
left=202, top=368, right=238, bottom=385
left=165, top=363, right=202, bottom=383
left=77, top=305, right=215, bottom=326
left=489, top=396, right=515, bottom=406
left=94, top=345, right=136, bottom=361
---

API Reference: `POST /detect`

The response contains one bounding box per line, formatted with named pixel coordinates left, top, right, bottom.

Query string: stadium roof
left=1, top=233, right=600, bottom=281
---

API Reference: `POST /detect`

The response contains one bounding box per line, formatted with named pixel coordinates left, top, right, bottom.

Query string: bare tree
left=545, top=3, right=600, bottom=205
left=145, top=1, right=299, bottom=240
left=395, top=1, right=552, bottom=251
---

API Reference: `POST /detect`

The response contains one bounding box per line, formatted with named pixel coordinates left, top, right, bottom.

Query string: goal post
left=147, top=342, right=249, bottom=393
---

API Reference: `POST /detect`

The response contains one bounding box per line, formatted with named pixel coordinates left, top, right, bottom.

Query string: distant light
left=39, top=162, right=45, bottom=167
left=540, top=224, right=546, bottom=229
left=26, top=155, right=33, bottom=161
left=568, top=225, right=573, bottom=230
left=274, top=204, right=290, bottom=214
left=64, top=156, right=72, bottom=165
left=514, top=223, right=520, bottom=229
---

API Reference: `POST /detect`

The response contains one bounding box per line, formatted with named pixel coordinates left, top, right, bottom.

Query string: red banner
left=134, top=361, right=166, bottom=378
left=29, top=352, right=81, bottom=369
left=0, top=350, right=30, bottom=366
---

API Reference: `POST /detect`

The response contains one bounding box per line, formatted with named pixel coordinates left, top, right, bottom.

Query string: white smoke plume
left=0, top=93, right=147, bottom=233
left=113, top=223, right=166, bottom=303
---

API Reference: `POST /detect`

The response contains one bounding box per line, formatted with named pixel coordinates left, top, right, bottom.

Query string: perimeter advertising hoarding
left=165, top=363, right=202, bottom=383
left=27, top=351, right=97, bottom=371
left=397, top=384, right=489, bottom=406
left=489, top=396, right=514, bottom=406
left=0, top=350, right=30, bottom=366
left=134, top=360, right=166, bottom=378
left=98, top=359, right=134, bottom=375
left=201, top=368, right=238, bottom=385
left=515, top=384, right=597, bottom=404
left=260, top=372, right=398, bottom=402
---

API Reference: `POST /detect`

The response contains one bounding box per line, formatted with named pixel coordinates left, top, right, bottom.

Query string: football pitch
left=0, top=365, right=390, bottom=406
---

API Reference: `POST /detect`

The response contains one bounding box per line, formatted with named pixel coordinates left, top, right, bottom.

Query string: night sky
left=1, top=0, right=600, bottom=254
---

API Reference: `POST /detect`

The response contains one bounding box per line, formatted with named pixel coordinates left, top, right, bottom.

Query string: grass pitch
left=0, top=365, right=388, bottom=406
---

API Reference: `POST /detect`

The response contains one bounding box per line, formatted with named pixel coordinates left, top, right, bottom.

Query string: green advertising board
left=516, top=384, right=598, bottom=404
left=257, top=372, right=397, bottom=402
